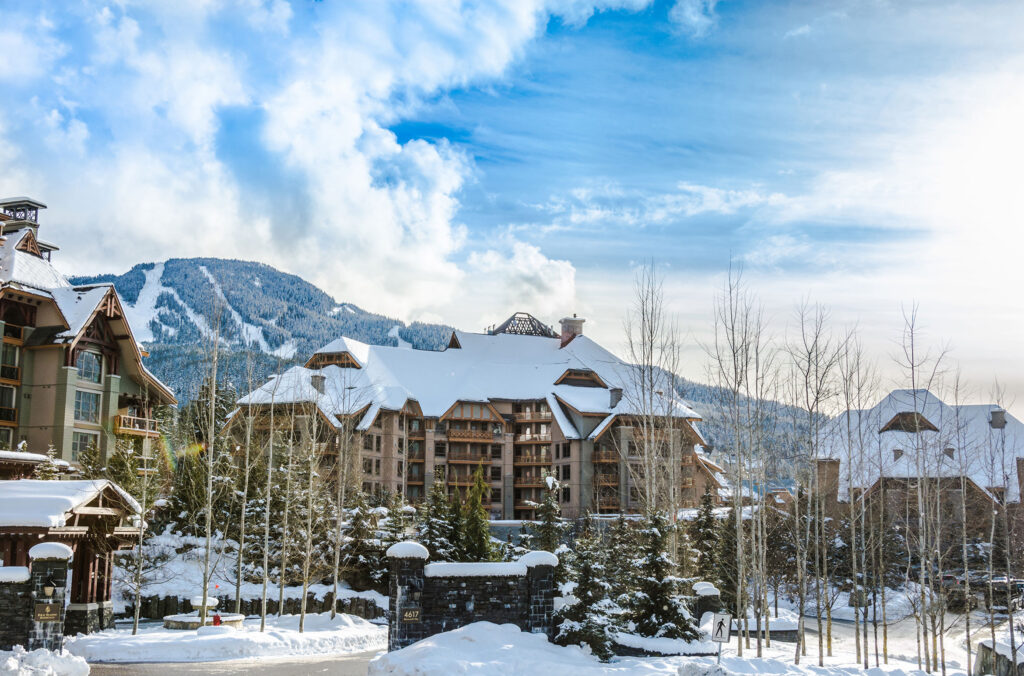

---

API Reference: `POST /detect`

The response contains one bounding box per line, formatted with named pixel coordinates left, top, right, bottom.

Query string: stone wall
left=0, top=550, right=71, bottom=651
left=387, top=542, right=557, bottom=651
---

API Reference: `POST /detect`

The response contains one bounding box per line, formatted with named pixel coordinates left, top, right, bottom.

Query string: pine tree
left=715, top=505, right=740, bottom=613
left=77, top=441, right=104, bottom=479
left=689, top=485, right=719, bottom=583
left=447, top=494, right=466, bottom=560
left=32, top=445, right=62, bottom=480
left=628, top=511, right=700, bottom=640
left=553, top=518, right=617, bottom=661
left=343, top=491, right=384, bottom=591
left=606, top=514, right=639, bottom=603
left=106, top=440, right=141, bottom=496
left=417, top=480, right=455, bottom=560
left=462, top=464, right=494, bottom=562
left=531, top=476, right=565, bottom=553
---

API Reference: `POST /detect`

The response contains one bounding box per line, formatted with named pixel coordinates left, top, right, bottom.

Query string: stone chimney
left=559, top=315, right=585, bottom=348
left=609, top=387, right=623, bottom=408
left=990, top=408, right=1007, bottom=429
left=310, top=374, right=326, bottom=394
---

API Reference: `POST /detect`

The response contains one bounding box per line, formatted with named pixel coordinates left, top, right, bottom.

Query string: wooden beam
left=72, top=506, right=123, bottom=517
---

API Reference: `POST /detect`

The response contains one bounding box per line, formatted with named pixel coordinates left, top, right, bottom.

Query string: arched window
left=76, top=351, right=102, bottom=384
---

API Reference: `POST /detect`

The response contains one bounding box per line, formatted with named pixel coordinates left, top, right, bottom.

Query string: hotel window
left=363, top=435, right=373, bottom=451
left=490, top=444, right=502, bottom=459
left=76, top=351, right=102, bottom=384
left=0, top=427, right=11, bottom=450
left=560, top=465, right=571, bottom=481
left=490, top=466, right=501, bottom=481
left=561, top=487, right=570, bottom=503
left=72, top=431, right=97, bottom=462
left=74, top=390, right=101, bottom=423
left=362, top=458, right=373, bottom=474
left=0, top=385, right=15, bottom=419
left=491, top=488, right=501, bottom=503
left=434, top=442, right=446, bottom=457
left=374, top=459, right=381, bottom=475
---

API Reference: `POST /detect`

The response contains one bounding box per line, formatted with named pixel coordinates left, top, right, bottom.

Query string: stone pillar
left=386, top=541, right=429, bottom=651
left=0, top=567, right=31, bottom=651
left=520, top=550, right=557, bottom=638
left=27, top=542, right=73, bottom=652
left=101, top=373, right=121, bottom=460
left=53, top=366, right=78, bottom=462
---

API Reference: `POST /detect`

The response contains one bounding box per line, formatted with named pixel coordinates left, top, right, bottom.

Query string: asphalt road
left=88, top=650, right=381, bottom=675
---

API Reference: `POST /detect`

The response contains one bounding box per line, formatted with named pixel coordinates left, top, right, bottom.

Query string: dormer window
left=305, top=352, right=361, bottom=369
left=76, top=351, right=102, bottom=384
left=554, top=368, right=607, bottom=388
left=880, top=411, right=938, bottom=433
left=943, top=447, right=955, bottom=460
left=893, top=448, right=904, bottom=461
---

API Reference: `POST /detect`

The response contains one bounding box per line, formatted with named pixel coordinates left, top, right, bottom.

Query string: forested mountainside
left=70, top=258, right=453, bottom=401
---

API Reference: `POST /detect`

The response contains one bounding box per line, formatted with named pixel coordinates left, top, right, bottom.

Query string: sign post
left=710, top=612, right=731, bottom=665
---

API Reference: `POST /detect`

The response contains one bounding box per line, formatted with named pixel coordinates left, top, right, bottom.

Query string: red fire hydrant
left=212, top=613, right=222, bottom=626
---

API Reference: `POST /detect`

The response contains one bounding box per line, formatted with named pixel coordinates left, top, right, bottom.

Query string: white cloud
left=783, top=24, right=811, bottom=39
left=668, top=0, right=719, bottom=38
left=468, top=239, right=577, bottom=322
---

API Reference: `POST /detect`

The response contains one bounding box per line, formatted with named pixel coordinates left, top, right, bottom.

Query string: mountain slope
left=70, top=258, right=453, bottom=399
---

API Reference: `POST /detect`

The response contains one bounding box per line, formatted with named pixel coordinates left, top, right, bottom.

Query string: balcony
left=0, top=364, right=19, bottom=382
left=114, top=414, right=160, bottom=438
left=447, top=428, right=498, bottom=441
left=0, top=406, right=15, bottom=423
left=447, top=450, right=490, bottom=463
left=513, top=476, right=547, bottom=488
left=514, top=410, right=552, bottom=422
left=407, top=450, right=425, bottom=461
left=515, top=433, right=551, bottom=443
left=595, top=473, right=618, bottom=486
left=592, top=450, right=619, bottom=463
left=514, top=501, right=538, bottom=510
left=2, top=324, right=23, bottom=342
left=447, top=476, right=477, bottom=486
left=597, top=495, right=620, bottom=508
left=513, top=454, right=551, bottom=465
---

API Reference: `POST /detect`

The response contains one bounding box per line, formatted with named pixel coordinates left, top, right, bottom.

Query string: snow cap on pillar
left=518, top=550, right=558, bottom=568
left=28, top=542, right=74, bottom=561
left=386, top=541, right=429, bottom=559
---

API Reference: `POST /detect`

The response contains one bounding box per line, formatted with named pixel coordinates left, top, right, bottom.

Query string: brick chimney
left=559, top=315, right=585, bottom=348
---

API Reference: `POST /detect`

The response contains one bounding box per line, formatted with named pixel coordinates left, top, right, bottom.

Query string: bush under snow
left=0, top=646, right=89, bottom=676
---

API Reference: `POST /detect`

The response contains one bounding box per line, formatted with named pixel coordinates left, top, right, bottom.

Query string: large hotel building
left=0, top=197, right=175, bottom=474
left=235, top=312, right=728, bottom=519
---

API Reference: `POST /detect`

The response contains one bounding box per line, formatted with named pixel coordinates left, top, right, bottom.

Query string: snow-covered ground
left=64, top=612, right=385, bottom=664
left=369, top=619, right=977, bottom=676
left=0, top=646, right=89, bottom=676
left=111, top=530, right=387, bottom=614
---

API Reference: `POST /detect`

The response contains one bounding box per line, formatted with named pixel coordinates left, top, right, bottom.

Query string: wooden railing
left=514, top=501, right=538, bottom=510
left=447, top=428, right=497, bottom=441
left=515, top=433, right=550, bottom=443
left=514, top=411, right=552, bottom=421
left=447, top=450, right=490, bottom=463
left=0, top=364, right=19, bottom=381
left=595, top=474, right=618, bottom=486
left=2, top=324, right=22, bottom=341
left=513, top=476, right=546, bottom=487
left=0, top=406, right=16, bottom=423
left=114, top=414, right=160, bottom=438
left=592, top=450, right=619, bottom=463
left=447, top=476, right=477, bottom=486
left=513, top=454, right=550, bottom=465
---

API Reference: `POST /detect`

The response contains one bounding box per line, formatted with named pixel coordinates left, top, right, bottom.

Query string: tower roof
left=488, top=312, right=558, bottom=338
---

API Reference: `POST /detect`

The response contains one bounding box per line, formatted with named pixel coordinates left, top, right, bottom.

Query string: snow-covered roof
left=0, top=479, right=141, bottom=528
left=0, top=229, right=70, bottom=291
left=50, top=285, right=115, bottom=340
left=238, top=330, right=703, bottom=432
left=820, top=389, right=1024, bottom=504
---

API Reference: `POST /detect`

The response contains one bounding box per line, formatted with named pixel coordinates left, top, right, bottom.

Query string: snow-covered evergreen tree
left=606, top=514, right=639, bottom=602
left=689, top=484, right=719, bottom=583
left=417, top=480, right=455, bottom=560
left=462, top=464, right=494, bottom=562
left=447, top=493, right=466, bottom=560
left=627, top=511, right=700, bottom=640
left=32, top=445, right=62, bottom=480
left=553, top=517, right=617, bottom=661
left=343, top=491, right=384, bottom=591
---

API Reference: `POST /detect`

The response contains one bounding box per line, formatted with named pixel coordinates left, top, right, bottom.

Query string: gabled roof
left=0, top=229, right=70, bottom=291
left=0, top=479, right=141, bottom=528
left=820, top=389, right=1024, bottom=504
left=238, top=325, right=703, bottom=427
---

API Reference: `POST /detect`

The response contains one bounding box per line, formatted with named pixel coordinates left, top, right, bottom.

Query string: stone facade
left=387, top=542, right=556, bottom=651
left=0, top=552, right=70, bottom=651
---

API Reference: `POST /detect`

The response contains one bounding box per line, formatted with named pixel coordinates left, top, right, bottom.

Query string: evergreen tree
left=343, top=491, right=384, bottom=591
left=106, top=440, right=141, bottom=497
left=462, top=464, right=494, bottom=562
left=627, top=511, right=700, bottom=640
left=606, top=514, right=639, bottom=602
left=689, top=485, right=719, bottom=583
left=553, top=517, right=617, bottom=661
left=76, top=440, right=104, bottom=479
left=531, top=476, right=565, bottom=553
left=417, top=480, right=455, bottom=560
left=32, top=445, right=62, bottom=481
left=447, top=493, right=466, bottom=560
left=715, top=505, right=741, bottom=613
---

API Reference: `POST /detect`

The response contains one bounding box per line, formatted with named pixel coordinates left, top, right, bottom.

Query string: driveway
left=88, top=650, right=381, bottom=676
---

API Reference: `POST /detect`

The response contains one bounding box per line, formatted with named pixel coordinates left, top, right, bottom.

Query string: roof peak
left=486, top=311, right=558, bottom=339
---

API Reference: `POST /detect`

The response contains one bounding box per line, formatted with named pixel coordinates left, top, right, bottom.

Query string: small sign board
left=401, top=607, right=421, bottom=623
left=710, top=612, right=732, bottom=643
left=34, top=603, right=59, bottom=623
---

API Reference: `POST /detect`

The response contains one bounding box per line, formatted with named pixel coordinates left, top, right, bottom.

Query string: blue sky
left=1, top=0, right=1022, bottom=407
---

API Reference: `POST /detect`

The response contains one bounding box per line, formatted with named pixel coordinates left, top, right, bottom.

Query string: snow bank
left=387, top=541, right=429, bottom=559
left=424, top=562, right=527, bottom=577
left=0, top=646, right=89, bottom=676
left=29, top=542, right=74, bottom=561
left=368, top=622, right=689, bottom=675
left=64, top=612, right=385, bottom=664
left=693, top=581, right=719, bottom=597
left=613, top=631, right=717, bottom=656
left=676, top=656, right=934, bottom=675
left=699, top=609, right=800, bottom=633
